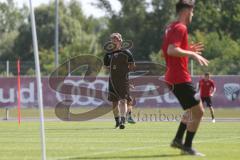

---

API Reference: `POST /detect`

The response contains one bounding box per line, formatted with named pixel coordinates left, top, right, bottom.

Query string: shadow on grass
left=62, top=154, right=184, bottom=160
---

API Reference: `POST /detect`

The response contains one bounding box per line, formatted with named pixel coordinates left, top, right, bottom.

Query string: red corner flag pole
left=17, top=59, right=21, bottom=126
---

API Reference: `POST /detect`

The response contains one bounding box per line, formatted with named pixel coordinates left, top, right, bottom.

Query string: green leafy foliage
left=0, top=0, right=103, bottom=75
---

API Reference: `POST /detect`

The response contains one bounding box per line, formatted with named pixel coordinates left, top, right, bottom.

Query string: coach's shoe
left=114, top=117, right=120, bottom=129
left=212, top=119, right=216, bottom=123
left=119, top=117, right=126, bottom=129
left=119, top=123, right=125, bottom=129
left=115, top=123, right=120, bottom=129
left=181, top=147, right=205, bottom=156
left=127, top=116, right=136, bottom=124
left=170, top=138, right=183, bottom=150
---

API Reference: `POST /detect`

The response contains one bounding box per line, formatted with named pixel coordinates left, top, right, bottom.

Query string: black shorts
left=201, top=97, right=212, bottom=107
left=108, top=80, right=130, bottom=102
left=172, top=82, right=200, bottom=110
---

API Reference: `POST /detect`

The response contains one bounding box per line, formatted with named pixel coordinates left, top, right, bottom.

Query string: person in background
left=198, top=72, right=216, bottom=123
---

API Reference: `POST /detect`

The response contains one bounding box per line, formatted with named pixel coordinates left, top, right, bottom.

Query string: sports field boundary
left=1, top=117, right=240, bottom=122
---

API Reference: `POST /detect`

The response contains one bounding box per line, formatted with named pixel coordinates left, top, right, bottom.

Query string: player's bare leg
left=127, top=104, right=136, bottom=124
left=182, top=102, right=205, bottom=156
left=112, top=101, right=120, bottom=128
left=209, top=107, right=215, bottom=123
left=119, top=99, right=127, bottom=129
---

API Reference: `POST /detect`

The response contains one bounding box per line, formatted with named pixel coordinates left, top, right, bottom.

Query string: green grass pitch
left=0, top=108, right=240, bottom=160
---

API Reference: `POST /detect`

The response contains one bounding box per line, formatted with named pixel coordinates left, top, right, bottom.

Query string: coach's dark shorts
left=172, top=82, right=200, bottom=110
left=108, top=80, right=130, bottom=102
left=201, top=97, right=212, bottom=107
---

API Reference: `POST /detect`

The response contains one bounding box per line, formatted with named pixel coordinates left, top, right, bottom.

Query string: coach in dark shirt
left=104, top=33, right=135, bottom=129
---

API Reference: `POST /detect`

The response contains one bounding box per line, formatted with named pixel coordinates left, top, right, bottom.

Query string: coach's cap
left=179, top=0, right=195, bottom=7
left=110, top=32, right=123, bottom=42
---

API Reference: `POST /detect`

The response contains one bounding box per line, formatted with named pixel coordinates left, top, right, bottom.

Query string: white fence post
left=68, top=59, right=71, bottom=77
left=4, top=60, right=10, bottom=120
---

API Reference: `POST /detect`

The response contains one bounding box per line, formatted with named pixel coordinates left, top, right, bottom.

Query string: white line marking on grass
left=50, top=144, right=169, bottom=160
left=50, top=136, right=240, bottom=160
left=195, top=136, right=240, bottom=143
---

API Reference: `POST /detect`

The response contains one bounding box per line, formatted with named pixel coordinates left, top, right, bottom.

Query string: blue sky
left=0, top=0, right=121, bottom=17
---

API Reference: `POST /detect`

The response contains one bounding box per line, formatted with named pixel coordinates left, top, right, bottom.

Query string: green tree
left=0, top=0, right=27, bottom=34
left=192, top=0, right=240, bottom=41
left=1, top=0, right=103, bottom=75
left=192, top=31, right=240, bottom=75
left=0, top=0, right=27, bottom=59
left=97, top=0, right=179, bottom=60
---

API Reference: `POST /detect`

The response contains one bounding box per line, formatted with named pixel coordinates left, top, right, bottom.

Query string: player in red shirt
left=161, top=0, right=209, bottom=156
left=198, top=73, right=216, bottom=123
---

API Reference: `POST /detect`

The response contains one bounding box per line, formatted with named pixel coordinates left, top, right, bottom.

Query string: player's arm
left=210, top=82, right=216, bottom=96
left=211, top=87, right=216, bottom=97
left=126, top=50, right=136, bottom=71
left=196, top=81, right=200, bottom=92
left=167, top=25, right=208, bottom=66
left=103, top=54, right=110, bottom=70
left=128, top=62, right=136, bottom=71
left=167, top=45, right=209, bottom=66
left=168, top=45, right=196, bottom=57
left=129, top=84, right=135, bottom=89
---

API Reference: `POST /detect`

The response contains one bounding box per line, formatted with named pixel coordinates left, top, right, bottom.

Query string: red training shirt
left=199, top=79, right=215, bottom=98
left=162, top=21, right=191, bottom=84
